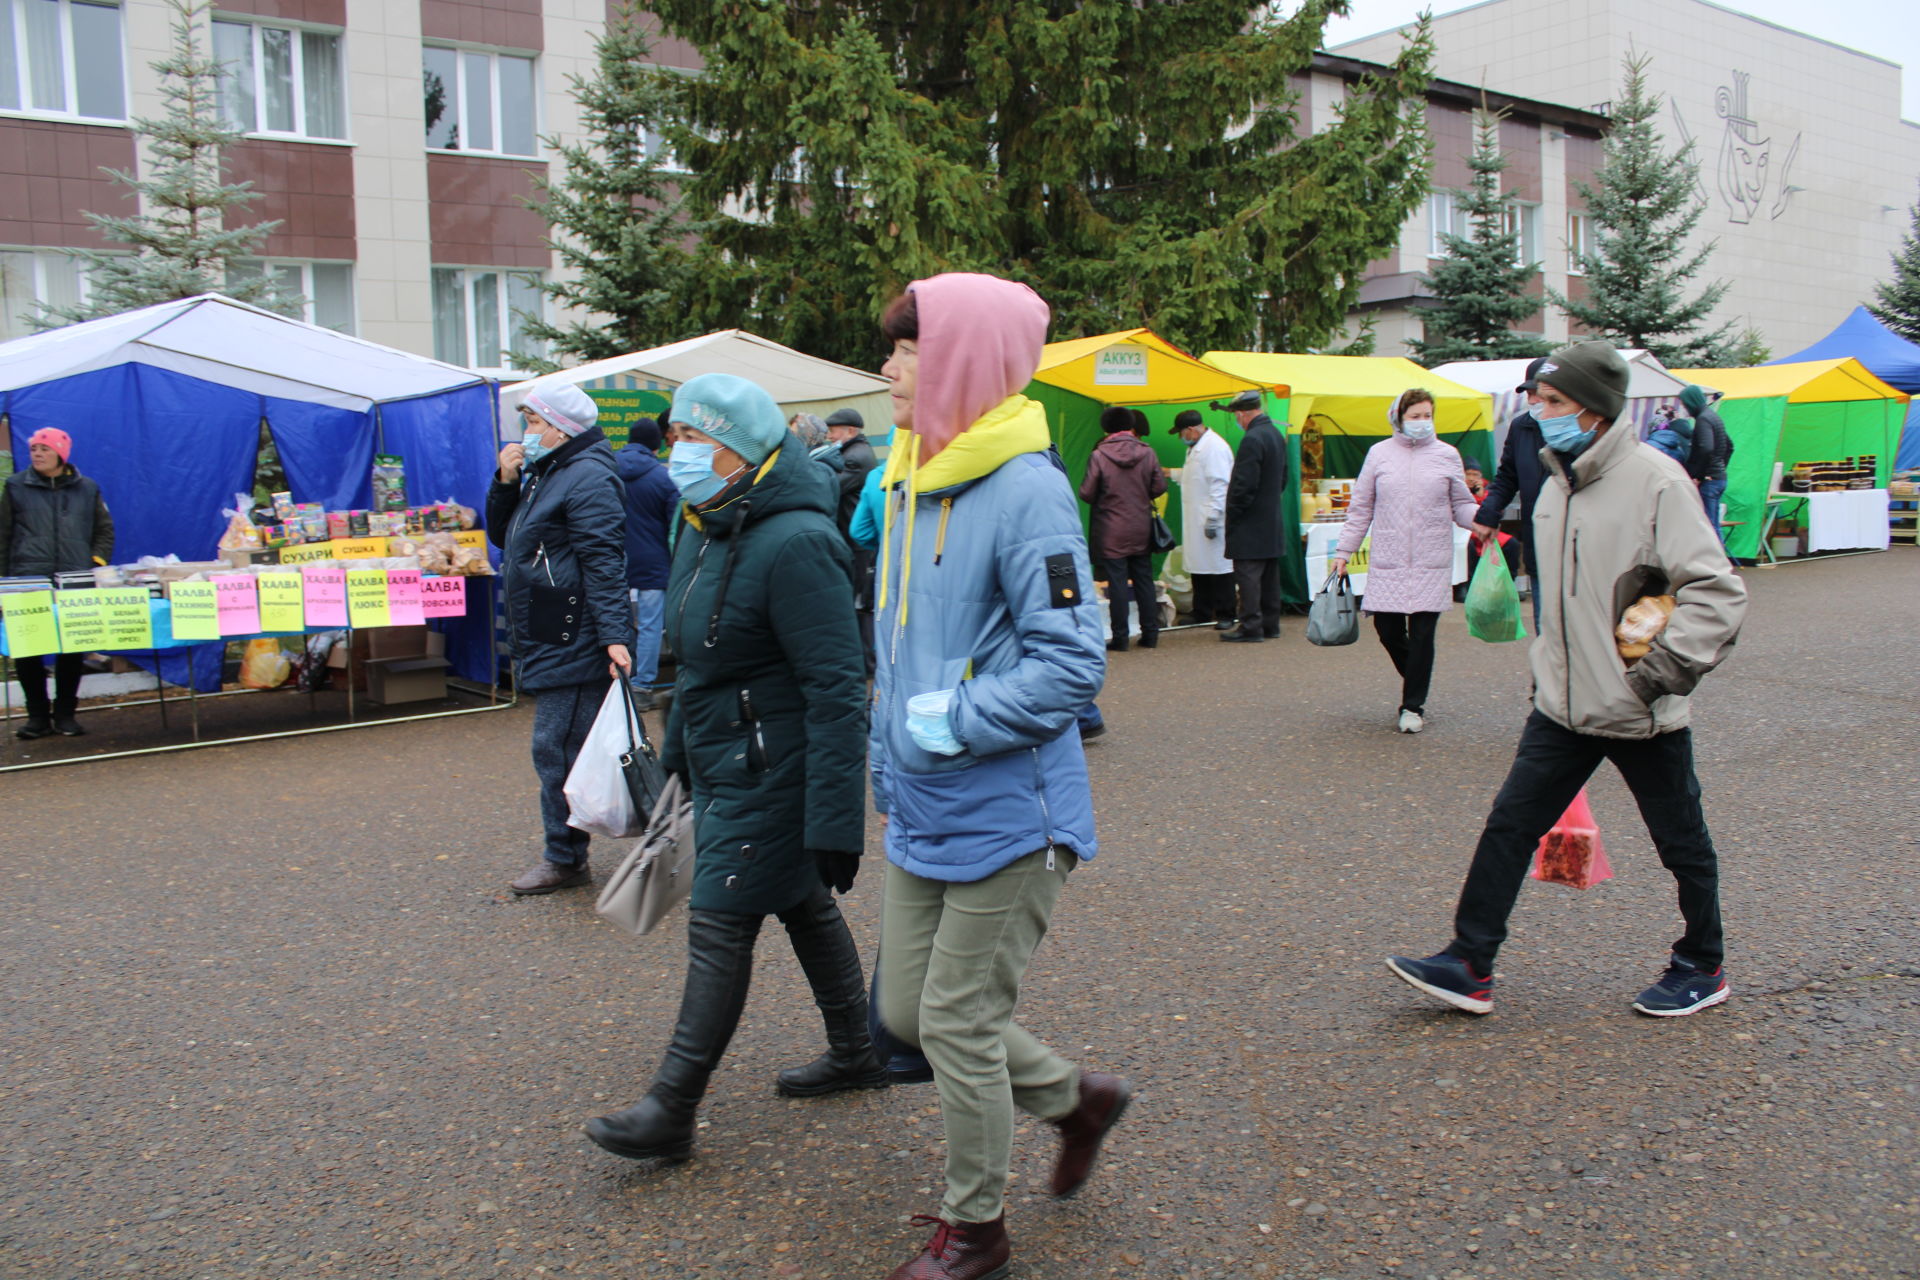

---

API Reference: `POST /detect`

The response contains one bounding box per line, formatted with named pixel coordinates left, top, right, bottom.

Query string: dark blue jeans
left=1699, top=477, right=1728, bottom=545
left=1445, top=710, right=1724, bottom=975
left=532, top=678, right=611, bottom=867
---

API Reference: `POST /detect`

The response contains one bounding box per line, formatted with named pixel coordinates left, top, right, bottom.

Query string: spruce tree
left=516, top=3, right=690, bottom=370
left=37, top=0, right=288, bottom=327
left=645, top=0, right=1435, bottom=367
left=1547, top=53, right=1731, bottom=366
left=1867, top=187, right=1920, bottom=343
left=1409, top=109, right=1550, bottom=363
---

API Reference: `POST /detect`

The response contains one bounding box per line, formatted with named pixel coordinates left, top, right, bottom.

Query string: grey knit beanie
left=1534, top=341, right=1629, bottom=422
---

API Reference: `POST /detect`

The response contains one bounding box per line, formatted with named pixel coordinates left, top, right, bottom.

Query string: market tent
left=1023, top=329, right=1308, bottom=602
left=1429, top=349, right=1688, bottom=452
left=1671, top=358, right=1910, bottom=560
left=1200, top=352, right=1494, bottom=478
left=0, top=294, right=499, bottom=684
left=1769, top=307, right=1920, bottom=469
left=502, top=329, right=893, bottom=449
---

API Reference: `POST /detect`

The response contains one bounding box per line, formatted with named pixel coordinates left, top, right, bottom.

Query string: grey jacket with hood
left=1529, top=418, right=1747, bottom=740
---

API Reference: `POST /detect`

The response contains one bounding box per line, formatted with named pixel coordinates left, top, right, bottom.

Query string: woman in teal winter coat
left=585, top=373, right=881, bottom=1166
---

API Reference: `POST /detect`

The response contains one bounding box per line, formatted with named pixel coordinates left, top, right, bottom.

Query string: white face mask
left=1401, top=418, right=1435, bottom=442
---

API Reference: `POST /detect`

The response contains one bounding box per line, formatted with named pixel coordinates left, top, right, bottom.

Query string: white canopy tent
left=501, top=329, right=893, bottom=443
left=1429, top=350, right=1692, bottom=453
left=0, top=293, right=487, bottom=409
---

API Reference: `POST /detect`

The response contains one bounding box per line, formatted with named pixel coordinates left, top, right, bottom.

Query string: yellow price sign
left=258, top=573, right=306, bottom=633
left=55, top=589, right=111, bottom=653
left=345, top=569, right=392, bottom=628
left=277, top=542, right=335, bottom=566
left=331, top=537, right=387, bottom=561
left=1, top=590, right=59, bottom=657
left=100, top=588, right=154, bottom=649
left=168, top=581, right=220, bottom=640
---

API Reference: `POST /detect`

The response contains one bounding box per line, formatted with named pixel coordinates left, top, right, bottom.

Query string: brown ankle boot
left=884, top=1214, right=1010, bottom=1280
left=1049, top=1070, right=1132, bottom=1198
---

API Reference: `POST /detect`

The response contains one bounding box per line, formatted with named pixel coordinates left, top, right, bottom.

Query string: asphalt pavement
left=3, top=550, right=1916, bottom=1280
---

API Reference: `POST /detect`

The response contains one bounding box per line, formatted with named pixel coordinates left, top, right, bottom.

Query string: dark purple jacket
left=1077, top=431, right=1168, bottom=558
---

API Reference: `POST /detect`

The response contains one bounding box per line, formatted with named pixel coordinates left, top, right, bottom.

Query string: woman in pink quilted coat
left=1330, top=389, right=1479, bottom=734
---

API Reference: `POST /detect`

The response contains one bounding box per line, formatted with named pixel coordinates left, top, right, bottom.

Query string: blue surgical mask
left=1539, top=411, right=1597, bottom=456
left=1401, top=419, right=1435, bottom=442
left=668, top=440, right=747, bottom=506
left=521, top=429, right=554, bottom=466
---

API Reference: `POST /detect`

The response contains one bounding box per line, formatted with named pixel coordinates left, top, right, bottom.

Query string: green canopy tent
left=1024, top=329, right=1296, bottom=599
left=1671, top=359, right=1910, bottom=561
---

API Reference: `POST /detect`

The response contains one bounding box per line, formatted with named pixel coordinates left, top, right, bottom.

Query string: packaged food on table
left=348, top=510, right=370, bottom=538
left=218, top=493, right=262, bottom=550
left=327, top=510, right=351, bottom=540
left=372, top=453, right=408, bottom=512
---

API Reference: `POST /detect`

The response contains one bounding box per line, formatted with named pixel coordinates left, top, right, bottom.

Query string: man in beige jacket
left=1387, top=341, right=1748, bottom=1018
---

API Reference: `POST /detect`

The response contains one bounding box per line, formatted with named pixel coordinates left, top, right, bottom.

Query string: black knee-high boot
left=585, top=909, right=762, bottom=1161
left=773, top=890, right=889, bottom=1098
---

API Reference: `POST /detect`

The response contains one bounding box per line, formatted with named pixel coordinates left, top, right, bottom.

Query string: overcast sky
left=1318, top=0, right=1920, bottom=121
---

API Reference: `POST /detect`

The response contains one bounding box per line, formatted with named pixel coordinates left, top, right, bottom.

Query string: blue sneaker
left=1632, top=955, right=1729, bottom=1017
left=1386, top=952, right=1493, bottom=1015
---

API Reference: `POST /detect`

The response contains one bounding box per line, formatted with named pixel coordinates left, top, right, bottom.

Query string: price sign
left=1, top=590, right=59, bottom=657
left=55, top=589, right=110, bottom=653
left=277, top=542, right=335, bottom=566
left=100, top=589, right=154, bottom=649
left=419, top=574, right=467, bottom=618
left=330, top=537, right=387, bottom=561
left=301, top=565, right=348, bottom=627
left=168, top=582, right=220, bottom=640
left=449, top=530, right=487, bottom=551
left=212, top=574, right=262, bottom=635
left=258, top=573, right=306, bottom=633
left=345, top=569, right=391, bottom=628
left=1093, top=346, right=1149, bottom=386
left=386, top=569, right=425, bottom=626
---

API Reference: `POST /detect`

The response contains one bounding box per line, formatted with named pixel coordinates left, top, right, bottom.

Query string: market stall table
left=1805, top=489, right=1891, bottom=553
left=1303, top=524, right=1471, bottom=599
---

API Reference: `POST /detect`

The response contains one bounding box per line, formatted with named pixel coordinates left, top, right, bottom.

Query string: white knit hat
left=523, top=382, right=599, bottom=437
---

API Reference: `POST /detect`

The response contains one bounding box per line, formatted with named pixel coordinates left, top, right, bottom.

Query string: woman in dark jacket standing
left=585, top=372, right=880, bottom=1165
left=487, top=383, right=632, bottom=895
left=1077, top=406, right=1168, bottom=651
left=1, top=428, right=114, bottom=738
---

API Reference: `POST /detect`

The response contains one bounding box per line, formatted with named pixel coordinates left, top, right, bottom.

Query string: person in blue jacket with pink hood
left=870, top=273, right=1132, bottom=1280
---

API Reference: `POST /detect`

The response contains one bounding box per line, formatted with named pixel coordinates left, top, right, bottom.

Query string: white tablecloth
left=1805, top=489, right=1890, bottom=553
left=1304, top=523, right=1470, bottom=597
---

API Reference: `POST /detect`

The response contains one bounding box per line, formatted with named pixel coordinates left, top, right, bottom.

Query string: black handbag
left=1149, top=514, right=1176, bottom=554
left=617, top=680, right=669, bottom=818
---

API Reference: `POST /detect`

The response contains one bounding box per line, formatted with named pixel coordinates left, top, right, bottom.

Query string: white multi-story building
left=1336, top=0, right=1920, bottom=357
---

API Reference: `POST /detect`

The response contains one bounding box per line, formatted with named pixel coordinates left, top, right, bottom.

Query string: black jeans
left=1189, top=572, right=1236, bottom=622
left=1445, top=711, right=1724, bottom=975
left=14, top=652, right=84, bottom=717
left=1372, top=611, right=1438, bottom=714
left=1233, top=557, right=1281, bottom=636
left=1103, top=554, right=1157, bottom=644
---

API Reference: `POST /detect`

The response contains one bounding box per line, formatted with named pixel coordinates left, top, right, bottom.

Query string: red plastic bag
left=1529, top=788, right=1614, bottom=889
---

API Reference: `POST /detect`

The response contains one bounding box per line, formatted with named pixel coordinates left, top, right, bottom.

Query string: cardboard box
left=366, top=626, right=446, bottom=662
left=220, top=546, right=277, bottom=569
left=364, top=655, right=449, bottom=705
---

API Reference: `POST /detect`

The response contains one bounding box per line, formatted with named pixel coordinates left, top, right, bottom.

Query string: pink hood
left=909, top=273, right=1050, bottom=459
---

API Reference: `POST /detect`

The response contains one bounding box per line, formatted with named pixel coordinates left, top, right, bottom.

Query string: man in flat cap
left=1217, top=390, right=1287, bottom=642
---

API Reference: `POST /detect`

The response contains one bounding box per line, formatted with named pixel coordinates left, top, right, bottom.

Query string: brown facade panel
left=0, top=120, right=135, bottom=249
left=627, top=7, right=704, bottom=71
left=1499, top=116, right=1542, bottom=203
left=222, top=138, right=356, bottom=260
left=421, top=0, right=544, bottom=51
left=1564, top=131, right=1603, bottom=207
left=427, top=153, right=549, bottom=268
left=1426, top=101, right=1474, bottom=190
left=210, top=0, right=346, bottom=23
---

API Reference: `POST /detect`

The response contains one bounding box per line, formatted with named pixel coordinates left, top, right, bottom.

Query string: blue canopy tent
left=0, top=295, right=500, bottom=688
left=1770, top=306, right=1920, bottom=469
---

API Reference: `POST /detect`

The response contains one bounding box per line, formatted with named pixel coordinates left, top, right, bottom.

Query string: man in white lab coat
left=1172, top=409, right=1235, bottom=627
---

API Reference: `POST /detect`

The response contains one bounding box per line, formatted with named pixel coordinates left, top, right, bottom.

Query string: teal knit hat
left=668, top=373, right=789, bottom=465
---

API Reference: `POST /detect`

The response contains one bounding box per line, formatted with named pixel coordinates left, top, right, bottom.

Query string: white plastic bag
left=564, top=682, right=645, bottom=837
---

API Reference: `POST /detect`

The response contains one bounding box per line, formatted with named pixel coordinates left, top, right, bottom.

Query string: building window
left=431, top=267, right=544, bottom=372
left=213, top=18, right=346, bottom=141
left=227, top=259, right=354, bottom=333
left=422, top=45, right=536, bottom=158
left=1500, top=201, right=1540, bottom=270
left=0, top=0, right=125, bottom=122
left=0, top=247, right=88, bottom=338
left=1566, top=211, right=1593, bottom=275
left=1427, top=191, right=1469, bottom=258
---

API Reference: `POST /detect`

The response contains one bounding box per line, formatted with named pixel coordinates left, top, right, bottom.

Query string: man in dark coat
left=824, top=407, right=879, bottom=671
left=1220, top=389, right=1287, bottom=642
left=1473, top=357, right=1552, bottom=631
left=1078, top=405, right=1168, bottom=651
left=585, top=372, right=879, bottom=1166
left=612, top=415, right=677, bottom=709
left=0, top=427, right=114, bottom=737
left=487, top=383, right=631, bottom=895
left=1679, top=384, right=1733, bottom=542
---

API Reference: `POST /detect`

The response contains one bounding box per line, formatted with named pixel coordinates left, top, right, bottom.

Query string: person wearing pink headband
left=4, top=426, right=115, bottom=737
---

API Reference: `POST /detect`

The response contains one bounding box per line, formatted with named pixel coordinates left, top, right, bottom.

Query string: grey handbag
left=1306, top=571, right=1360, bottom=646
left=596, top=774, right=696, bottom=936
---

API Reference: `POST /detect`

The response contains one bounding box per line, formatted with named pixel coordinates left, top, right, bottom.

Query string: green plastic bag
left=1465, top=540, right=1526, bottom=643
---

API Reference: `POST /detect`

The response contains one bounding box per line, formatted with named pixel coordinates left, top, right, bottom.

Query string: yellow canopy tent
left=1199, top=352, right=1495, bottom=480
left=1670, top=358, right=1908, bottom=559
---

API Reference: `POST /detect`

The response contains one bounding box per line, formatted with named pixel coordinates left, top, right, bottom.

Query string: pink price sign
left=386, top=569, right=425, bottom=626
left=301, top=564, right=348, bottom=626
left=418, top=574, right=467, bottom=618
left=211, top=574, right=262, bottom=636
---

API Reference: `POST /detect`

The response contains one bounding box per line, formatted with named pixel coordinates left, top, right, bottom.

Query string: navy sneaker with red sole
left=1386, top=952, right=1494, bottom=1014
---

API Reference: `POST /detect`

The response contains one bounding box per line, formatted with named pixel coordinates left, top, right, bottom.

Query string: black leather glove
left=811, top=850, right=860, bottom=894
